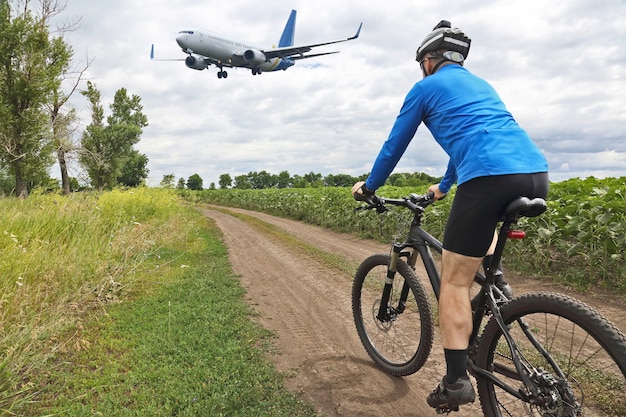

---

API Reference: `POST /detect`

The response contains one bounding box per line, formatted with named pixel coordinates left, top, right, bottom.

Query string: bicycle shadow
left=292, top=352, right=484, bottom=416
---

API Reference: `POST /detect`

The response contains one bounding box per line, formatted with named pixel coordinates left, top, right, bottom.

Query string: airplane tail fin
left=278, top=10, right=296, bottom=47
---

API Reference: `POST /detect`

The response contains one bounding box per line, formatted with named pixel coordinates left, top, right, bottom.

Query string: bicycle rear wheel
left=352, top=254, right=433, bottom=376
left=476, top=292, right=626, bottom=417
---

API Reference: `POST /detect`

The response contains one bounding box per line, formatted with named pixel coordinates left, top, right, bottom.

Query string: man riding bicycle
left=352, top=20, right=549, bottom=411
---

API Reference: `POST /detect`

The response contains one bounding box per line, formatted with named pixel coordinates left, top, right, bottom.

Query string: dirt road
left=199, top=205, right=626, bottom=417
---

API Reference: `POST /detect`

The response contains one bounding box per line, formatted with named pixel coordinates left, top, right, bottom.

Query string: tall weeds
left=0, top=189, right=183, bottom=412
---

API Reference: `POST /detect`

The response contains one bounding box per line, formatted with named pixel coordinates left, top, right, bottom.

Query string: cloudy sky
left=54, top=0, right=625, bottom=186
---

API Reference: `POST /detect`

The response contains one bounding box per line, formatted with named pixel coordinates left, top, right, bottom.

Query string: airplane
left=151, top=10, right=362, bottom=79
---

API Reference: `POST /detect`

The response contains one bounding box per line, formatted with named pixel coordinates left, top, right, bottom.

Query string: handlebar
left=355, top=192, right=438, bottom=214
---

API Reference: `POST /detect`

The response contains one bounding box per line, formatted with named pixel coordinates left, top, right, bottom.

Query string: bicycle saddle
left=503, top=197, right=547, bottom=219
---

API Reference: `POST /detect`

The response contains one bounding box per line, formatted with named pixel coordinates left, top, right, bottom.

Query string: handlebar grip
left=353, top=192, right=371, bottom=203
left=363, top=195, right=383, bottom=210
left=353, top=194, right=387, bottom=213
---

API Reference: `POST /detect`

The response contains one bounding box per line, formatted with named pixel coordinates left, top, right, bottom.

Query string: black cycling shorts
left=443, top=172, right=549, bottom=257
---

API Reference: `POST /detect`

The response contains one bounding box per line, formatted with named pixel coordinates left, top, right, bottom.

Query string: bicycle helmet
left=416, top=20, right=471, bottom=63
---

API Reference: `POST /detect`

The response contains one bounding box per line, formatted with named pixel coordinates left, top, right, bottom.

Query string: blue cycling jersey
left=365, top=64, right=548, bottom=193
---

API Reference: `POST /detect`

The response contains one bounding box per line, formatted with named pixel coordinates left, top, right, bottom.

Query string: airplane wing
left=261, top=22, right=362, bottom=60
left=288, top=51, right=340, bottom=61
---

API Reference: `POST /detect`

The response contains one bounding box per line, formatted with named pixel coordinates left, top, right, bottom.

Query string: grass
left=0, top=189, right=318, bottom=416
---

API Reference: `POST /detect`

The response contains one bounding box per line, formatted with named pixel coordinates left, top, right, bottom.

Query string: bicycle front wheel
left=352, top=254, right=433, bottom=376
left=476, top=292, right=626, bottom=417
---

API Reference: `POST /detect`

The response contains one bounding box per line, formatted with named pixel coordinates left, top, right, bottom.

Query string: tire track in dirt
left=199, top=205, right=626, bottom=417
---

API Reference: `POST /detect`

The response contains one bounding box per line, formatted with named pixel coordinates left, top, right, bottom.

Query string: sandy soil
left=198, top=205, right=626, bottom=417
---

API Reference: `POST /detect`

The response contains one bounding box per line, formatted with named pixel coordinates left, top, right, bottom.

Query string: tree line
left=161, top=171, right=441, bottom=190
left=0, top=0, right=149, bottom=197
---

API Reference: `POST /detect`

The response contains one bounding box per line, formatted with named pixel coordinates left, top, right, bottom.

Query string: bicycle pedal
left=435, top=404, right=459, bottom=414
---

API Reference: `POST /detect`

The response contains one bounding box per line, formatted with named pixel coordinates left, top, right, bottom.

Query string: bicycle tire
left=352, top=254, right=433, bottom=376
left=475, top=292, right=626, bottom=417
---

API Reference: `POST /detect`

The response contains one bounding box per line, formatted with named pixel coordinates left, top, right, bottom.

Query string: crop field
left=186, top=176, right=626, bottom=294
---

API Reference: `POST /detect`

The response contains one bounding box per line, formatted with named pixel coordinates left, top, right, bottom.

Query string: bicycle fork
left=376, top=244, right=411, bottom=322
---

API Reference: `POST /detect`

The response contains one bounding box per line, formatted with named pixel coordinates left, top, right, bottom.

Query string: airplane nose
left=176, top=33, right=185, bottom=48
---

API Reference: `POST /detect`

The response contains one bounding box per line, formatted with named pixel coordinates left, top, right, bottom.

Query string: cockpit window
left=178, top=30, right=194, bottom=35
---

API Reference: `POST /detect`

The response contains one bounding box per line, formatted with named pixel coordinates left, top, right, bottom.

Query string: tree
left=249, top=170, right=275, bottom=189
left=68, top=176, right=79, bottom=192
left=80, top=82, right=148, bottom=190
left=324, top=173, right=357, bottom=187
left=50, top=94, right=78, bottom=194
left=40, top=0, right=89, bottom=196
left=160, top=173, right=175, bottom=188
left=0, top=1, right=72, bottom=197
left=303, top=172, right=323, bottom=188
left=49, top=56, right=91, bottom=195
left=276, top=170, right=292, bottom=188
left=292, top=174, right=308, bottom=188
left=0, top=166, right=14, bottom=196
left=117, top=150, right=149, bottom=187
left=176, top=177, right=185, bottom=189
left=234, top=175, right=252, bottom=189
left=187, top=173, right=203, bottom=190
left=218, top=173, right=232, bottom=189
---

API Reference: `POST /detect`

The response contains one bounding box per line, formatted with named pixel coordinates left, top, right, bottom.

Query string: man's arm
left=438, top=159, right=457, bottom=193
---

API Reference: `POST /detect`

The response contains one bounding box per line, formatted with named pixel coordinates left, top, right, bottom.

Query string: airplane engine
left=185, top=54, right=209, bottom=70
left=243, top=49, right=267, bottom=66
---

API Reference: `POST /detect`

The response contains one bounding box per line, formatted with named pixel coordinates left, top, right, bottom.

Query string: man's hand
left=428, top=183, right=447, bottom=201
left=351, top=181, right=375, bottom=201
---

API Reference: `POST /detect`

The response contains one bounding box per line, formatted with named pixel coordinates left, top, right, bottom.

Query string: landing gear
left=217, top=70, right=228, bottom=79
left=251, top=67, right=262, bottom=76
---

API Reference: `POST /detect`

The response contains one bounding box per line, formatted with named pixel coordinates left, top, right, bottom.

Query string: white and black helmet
left=416, top=20, right=471, bottom=63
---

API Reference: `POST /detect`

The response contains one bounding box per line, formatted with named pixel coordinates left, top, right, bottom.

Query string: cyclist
left=352, top=20, right=549, bottom=411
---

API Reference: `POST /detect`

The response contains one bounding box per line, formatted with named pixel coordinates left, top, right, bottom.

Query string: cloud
left=56, top=0, right=625, bottom=187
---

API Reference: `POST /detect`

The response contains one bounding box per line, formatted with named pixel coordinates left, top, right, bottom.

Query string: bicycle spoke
left=477, top=294, right=626, bottom=417
left=361, top=265, right=421, bottom=364
left=352, top=254, right=433, bottom=376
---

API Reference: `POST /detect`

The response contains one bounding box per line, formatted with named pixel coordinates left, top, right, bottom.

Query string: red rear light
left=508, top=230, right=526, bottom=239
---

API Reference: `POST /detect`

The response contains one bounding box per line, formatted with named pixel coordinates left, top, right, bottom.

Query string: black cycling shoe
left=427, top=376, right=476, bottom=413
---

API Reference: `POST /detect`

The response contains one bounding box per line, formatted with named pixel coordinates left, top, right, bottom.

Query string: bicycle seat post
left=485, top=218, right=514, bottom=283
left=486, top=197, right=547, bottom=282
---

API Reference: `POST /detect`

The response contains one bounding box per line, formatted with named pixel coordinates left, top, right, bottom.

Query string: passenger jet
left=151, top=10, right=362, bottom=79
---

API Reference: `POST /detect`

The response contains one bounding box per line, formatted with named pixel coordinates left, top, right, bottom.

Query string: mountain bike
left=352, top=192, right=626, bottom=416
